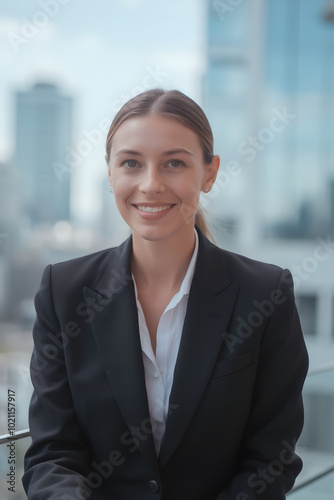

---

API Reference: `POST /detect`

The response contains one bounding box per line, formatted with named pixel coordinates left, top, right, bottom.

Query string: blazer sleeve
left=214, top=268, right=309, bottom=500
left=22, top=264, right=92, bottom=500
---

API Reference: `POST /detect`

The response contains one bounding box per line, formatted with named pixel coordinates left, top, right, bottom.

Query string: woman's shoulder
left=50, top=234, right=130, bottom=272
left=198, top=227, right=285, bottom=284
left=51, top=246, right=116, bottom=271
left=220, top=245, right=283, bottom=275
left=42, top=236, right=131, bottom=296
left=208, top=241, right=292, bottom=293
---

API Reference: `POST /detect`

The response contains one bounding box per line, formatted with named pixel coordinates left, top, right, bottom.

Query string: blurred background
left=0, top=0, right=334, bottom=498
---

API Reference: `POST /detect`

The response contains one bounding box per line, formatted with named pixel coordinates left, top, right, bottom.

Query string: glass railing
left=1, top=364, right=334, bottom=499
left=0, top=428, right=31, bottom=445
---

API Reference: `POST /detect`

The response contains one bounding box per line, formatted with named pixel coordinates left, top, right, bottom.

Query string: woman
left=23, top=89, right=308, bottom=500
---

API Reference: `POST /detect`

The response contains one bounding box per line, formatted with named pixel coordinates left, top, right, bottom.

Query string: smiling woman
left=22, top=89, right=308, bottom=500
left=105, top=89, right=218, bottom=244
left=107, top=114, right=218, bottom=243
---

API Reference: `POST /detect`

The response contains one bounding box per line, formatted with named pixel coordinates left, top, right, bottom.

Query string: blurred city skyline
left=1, top=0, right=334, bottom=232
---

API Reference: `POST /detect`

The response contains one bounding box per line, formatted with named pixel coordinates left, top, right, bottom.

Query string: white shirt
left=131, top=228, right=199, bottom=456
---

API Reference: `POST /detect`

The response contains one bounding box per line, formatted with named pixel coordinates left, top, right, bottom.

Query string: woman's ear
left=108, top=168, right=112, bottom=186
left=106, top=156, right=113, bottom=189
left=206, top=155, right=220, bottom=186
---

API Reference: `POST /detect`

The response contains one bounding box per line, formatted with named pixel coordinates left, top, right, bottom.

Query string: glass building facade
left=202, top=0, right=334, bottom=243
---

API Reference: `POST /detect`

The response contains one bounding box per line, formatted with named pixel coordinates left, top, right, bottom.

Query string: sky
left=0, top=0, right=205, bottom=220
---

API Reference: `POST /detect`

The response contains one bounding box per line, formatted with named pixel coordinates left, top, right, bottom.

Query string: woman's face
left=107, top=114, right=219, bottom=241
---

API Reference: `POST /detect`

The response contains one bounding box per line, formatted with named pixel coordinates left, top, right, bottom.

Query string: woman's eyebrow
left=162, top=148, right=193, bottom=156
left=115, top=149, right=143, bottom=156
left=115, top=148, right=194, bottom=156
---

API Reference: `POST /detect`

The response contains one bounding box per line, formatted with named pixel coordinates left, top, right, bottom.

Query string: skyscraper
left=202, top=1, right=265, bottom=248
left=203, top=0, right=334, bottom=242
left=14, top=82, right=73, bottom=225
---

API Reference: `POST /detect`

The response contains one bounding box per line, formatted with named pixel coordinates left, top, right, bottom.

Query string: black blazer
left=23, top=225, right=308, bottom=500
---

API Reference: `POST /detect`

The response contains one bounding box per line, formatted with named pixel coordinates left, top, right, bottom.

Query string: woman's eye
left=122, top=160, right=139, bottom=168
left=167, top=159, right=184, bottom=168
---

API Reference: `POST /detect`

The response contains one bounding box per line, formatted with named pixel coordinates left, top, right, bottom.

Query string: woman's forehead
left=111, top=114, right=202, bottom=154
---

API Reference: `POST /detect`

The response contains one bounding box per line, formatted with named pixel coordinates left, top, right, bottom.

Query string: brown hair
left=105, top=89, right=216, bottom=243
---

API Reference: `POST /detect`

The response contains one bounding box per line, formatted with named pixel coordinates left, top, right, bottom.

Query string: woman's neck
left=131, top=224, right=196, bottom=293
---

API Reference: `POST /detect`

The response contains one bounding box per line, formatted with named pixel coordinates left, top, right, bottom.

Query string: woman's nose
left=139, top=164, right=165, bottom=193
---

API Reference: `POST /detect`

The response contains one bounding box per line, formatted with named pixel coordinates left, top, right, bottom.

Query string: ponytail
left=195, top=205, right=215, bottom=244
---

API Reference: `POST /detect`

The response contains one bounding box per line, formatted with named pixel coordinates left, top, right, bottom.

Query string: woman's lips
left=133, top=204, right=176, bottom=219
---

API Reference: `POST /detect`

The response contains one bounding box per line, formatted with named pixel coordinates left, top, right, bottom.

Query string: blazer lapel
left=159, top=227, right=239, bottom=467
left=83, top=235, right=160, bottom=478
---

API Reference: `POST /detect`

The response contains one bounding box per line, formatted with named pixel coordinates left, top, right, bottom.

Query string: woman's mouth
left=136, top=204, right=173, bottom=213
left=132, top=204, right=176, bottom=219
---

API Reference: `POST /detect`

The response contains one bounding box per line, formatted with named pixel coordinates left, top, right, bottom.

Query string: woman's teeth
left=137, top=205, right=172, bottom=213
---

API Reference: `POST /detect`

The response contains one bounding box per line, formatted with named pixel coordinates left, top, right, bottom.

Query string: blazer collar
left=83, top=225, right=239, bottom=472
left=90, top=225, right=232, bottom=299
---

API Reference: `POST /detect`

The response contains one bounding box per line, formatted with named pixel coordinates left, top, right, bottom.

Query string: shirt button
left=153, top=371, right=159, bottom=379
left=147, top=479, right=160, bottom=493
